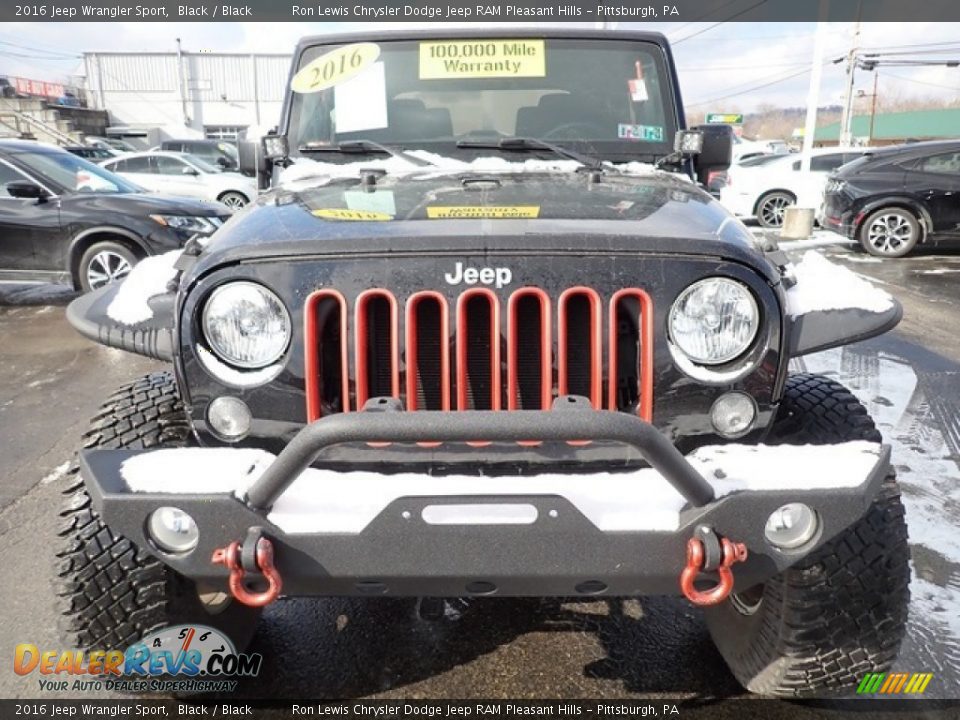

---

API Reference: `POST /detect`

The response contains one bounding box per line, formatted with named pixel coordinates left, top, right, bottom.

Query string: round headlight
left=669, top=278, right=759, bottom=365
left=202, top=282, right=291, bottom=369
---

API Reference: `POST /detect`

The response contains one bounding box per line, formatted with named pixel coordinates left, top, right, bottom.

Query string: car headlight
left=202, top=282, right=291, bottom=369
left=669, top=278, right=759, bottom=365
left=150, top=214, right=221, bottom=236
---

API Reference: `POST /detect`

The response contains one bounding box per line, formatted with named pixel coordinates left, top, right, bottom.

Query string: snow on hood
left=277, top=150, right=665, bottom=190
left=119, top=440, right=882, bottom=534
left=785, top=250, right=895, bottom=318
left=106, top=250, right=180, bottom=325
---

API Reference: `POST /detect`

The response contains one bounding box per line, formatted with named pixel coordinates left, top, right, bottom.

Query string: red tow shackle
left=211, top=536, right=282, bottom=607
left=679, top=534, right=747, bottom=607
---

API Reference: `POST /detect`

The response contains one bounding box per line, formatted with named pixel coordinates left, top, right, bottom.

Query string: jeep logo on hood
left=444, top=262, right=512, bottom=289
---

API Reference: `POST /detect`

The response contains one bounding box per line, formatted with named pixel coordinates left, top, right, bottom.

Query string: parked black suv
left=0, top=140, right=231, bottom=291
left=822, top=139, right=960, bottom=257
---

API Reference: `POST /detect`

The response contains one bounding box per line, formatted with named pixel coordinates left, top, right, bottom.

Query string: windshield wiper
left=298, top=139, right=434, bottom=167
left=455, top=137, right=604, bottom=171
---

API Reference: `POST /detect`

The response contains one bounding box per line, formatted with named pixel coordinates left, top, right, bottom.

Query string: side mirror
left=6, top=181, right=47, bottom=200
left=239, top=138, right=273, bottom=188
left=182, top=167, right=199, bottom=176
left=691, top=124, right=733, bottom=185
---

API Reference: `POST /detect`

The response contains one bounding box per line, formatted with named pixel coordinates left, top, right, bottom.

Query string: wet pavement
left=1, top=235, right=958, bottom=705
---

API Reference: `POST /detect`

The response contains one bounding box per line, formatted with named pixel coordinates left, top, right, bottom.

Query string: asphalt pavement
left=1, top=233, right=958, bottom=707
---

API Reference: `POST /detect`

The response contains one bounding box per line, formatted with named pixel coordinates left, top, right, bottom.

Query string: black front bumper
left=79, top=406, right=891, bottom=598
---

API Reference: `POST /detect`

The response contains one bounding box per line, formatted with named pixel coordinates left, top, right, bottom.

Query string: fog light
left=208, top=396, right=252, bottom=439
left=764, top=503, right=819, bottom=550
left=710, top=392, right=756, bottom=437
left=147, top=507, right=199, bottom=554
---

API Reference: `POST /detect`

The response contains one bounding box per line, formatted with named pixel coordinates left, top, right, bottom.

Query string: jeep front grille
left=304, top=287, right=653, bottom=424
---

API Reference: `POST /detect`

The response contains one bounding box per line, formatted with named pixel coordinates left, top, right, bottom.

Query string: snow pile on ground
left=785, top=250, right=895, bottom=318
left=120, top=440, right=881, bottom=534
left=106, top=250, right=181, bottom=325
left=278, top=151, right=660, bottom=189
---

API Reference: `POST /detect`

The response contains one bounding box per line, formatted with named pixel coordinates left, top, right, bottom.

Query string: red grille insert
left=406, top=292, right=450, bottom=411
left=456, top=289, right=501, bottom=411
left=609, top=289, right=654, bottom=422
left=304, top=289, right=349, bottom=422
left=507, top=288, right=551, bottom=411
left=558, top=287, right=602, bottom=409
left=355, top=289, right=399, bottom=409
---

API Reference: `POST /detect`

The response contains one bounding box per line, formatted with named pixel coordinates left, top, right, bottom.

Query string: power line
left=0, top=39, right=81, bottom=59
left=860, top=40, right=960, bottom=52
left=667, top=0, right=745, bottom=38
left=686, top=66, right=813, bottom=108
left=678, top=61, right=810, bottom=72
left=672, top=0, right=771, bottom=45
left=881, top=72, right=960, bottom=92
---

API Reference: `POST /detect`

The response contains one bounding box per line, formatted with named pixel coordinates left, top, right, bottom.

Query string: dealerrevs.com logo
left=14, top=624, right=262, bottom=693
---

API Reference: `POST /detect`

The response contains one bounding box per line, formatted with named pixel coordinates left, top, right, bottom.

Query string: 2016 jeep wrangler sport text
left=61, top=29, right=909, bottom=697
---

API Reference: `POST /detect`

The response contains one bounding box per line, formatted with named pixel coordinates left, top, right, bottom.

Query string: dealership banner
left=2, top=699, right=960, bottom=718
left=7, top=0, right=960, bottom=22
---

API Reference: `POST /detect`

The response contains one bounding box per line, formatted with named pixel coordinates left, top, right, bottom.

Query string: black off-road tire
left=704, top=373, right=910, bottom=697
left=54, top=371, right=261, bottom=651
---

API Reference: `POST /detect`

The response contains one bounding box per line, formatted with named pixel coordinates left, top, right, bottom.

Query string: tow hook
left=679, top=526, right=748, bottom=607
left=211, top=529, right=282, bottom=607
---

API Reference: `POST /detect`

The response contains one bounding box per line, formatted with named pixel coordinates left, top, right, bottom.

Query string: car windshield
left=287, top=37, right=675, bottom=162
left=739, top=154, right=785, bottom=167
left=105, top=138, right=137, bottom=152
left=182, top=154, right=223, bottom=173
left=216, top=142, right=238, bottom=161
left=15, top=150, right=143, bottom=194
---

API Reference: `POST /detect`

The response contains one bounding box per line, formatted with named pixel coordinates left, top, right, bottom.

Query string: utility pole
left=839, top=8, right=863, bottom=147
left=801, top=9, right=829, bottom=173
left=175, top=37, right=190, bottom=128
left=868, top=71, right=879, bottom=144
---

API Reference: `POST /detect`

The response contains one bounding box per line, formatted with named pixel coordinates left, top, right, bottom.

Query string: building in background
left=82, top=50, right=292, bottom=146
left=815, top=108, right=960, bottom=147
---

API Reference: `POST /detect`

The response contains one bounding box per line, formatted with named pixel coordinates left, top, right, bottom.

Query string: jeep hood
left=193, top=168, right=772, bottom=280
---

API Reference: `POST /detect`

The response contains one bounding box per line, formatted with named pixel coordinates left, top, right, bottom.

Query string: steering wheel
left=541, top=122, right=608, bottom=141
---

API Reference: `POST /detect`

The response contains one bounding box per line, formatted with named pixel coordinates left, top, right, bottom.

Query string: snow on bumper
left=79, top=438, right=891, bottom=596
left=116, top=441, right=885, bottom=534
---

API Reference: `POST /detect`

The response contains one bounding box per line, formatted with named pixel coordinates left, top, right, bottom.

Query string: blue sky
left=2, top=21, right=959, bottom=112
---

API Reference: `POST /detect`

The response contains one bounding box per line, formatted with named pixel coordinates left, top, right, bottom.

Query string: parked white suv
left=100, top=151, right=257, bottom=209
left=720, top=147, right=866, bottom=227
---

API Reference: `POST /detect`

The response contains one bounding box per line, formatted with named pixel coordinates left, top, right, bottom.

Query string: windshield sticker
left=618, top=124, right=664, bottom=142
left=629, top=60, right=649, bottom=102
left=426, top=206, right=540, bottom=219
left=419, top=40, right=545, bottom=80
left=290, top=42, right=381, bottom=94
left=344, top=189, right=396, bottom=216
left=312, top=208, right=393, bottom=221
left=334, top=61, right=388, bottom=134
left=628, top=78, right=648, bottom=103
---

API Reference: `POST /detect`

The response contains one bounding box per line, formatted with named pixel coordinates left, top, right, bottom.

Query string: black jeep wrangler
left=61, top=29, right=909, bottom=697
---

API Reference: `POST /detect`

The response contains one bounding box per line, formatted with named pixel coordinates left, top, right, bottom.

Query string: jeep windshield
left=286, top=37, right=677, bottom=164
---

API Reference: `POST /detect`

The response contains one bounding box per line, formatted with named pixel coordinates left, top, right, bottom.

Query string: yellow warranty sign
left=312, top=208, right=393, bottom=221
left=419, top=40, right=545, bottom=79
left=426, top=206, right=540, bottom=219
left=291, top=43, right=381, bottom=94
